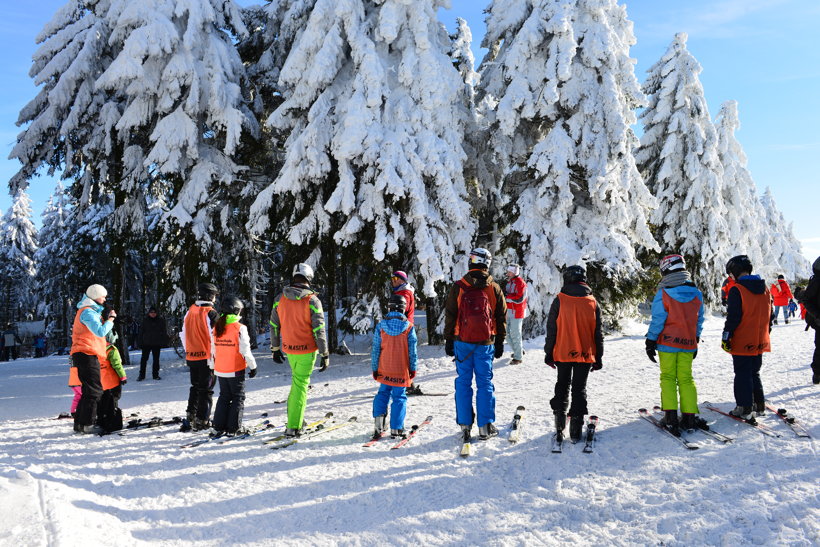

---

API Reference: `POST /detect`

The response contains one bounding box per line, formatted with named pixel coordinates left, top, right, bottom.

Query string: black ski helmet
left=563, top=265, right=587, bottom=284
left=726, top=255, right=753, bottom=278
left=387, top=294, right=407, bottom=313
left=220, top=295, right=244, bottom=316
left=198, top=282, right=219, bottom=300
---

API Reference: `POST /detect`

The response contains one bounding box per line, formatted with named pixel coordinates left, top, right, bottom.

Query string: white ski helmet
left=293, top=263, right=315, bottom=283
left=469, top=248, right=492, bottom=268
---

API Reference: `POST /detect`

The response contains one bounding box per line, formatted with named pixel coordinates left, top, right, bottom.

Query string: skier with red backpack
left=444, top=248, right=507, bottom=443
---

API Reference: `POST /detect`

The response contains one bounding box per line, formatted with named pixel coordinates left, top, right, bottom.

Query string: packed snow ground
left=0, top=315, right=817, bottom=546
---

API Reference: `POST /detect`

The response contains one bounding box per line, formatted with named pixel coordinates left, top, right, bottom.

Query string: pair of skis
left=363, top=415, right=434, bottom=449
left=268, top=416, right=358, bottom=450
left=551, top=415, right=599, bottom=454
left=703, top=402, right=810, bottom=439
left=460, top=406, right=527, bottom=457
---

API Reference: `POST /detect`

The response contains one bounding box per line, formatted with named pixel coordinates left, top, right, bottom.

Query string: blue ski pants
left=372, top=384, right=407, bottom=430
left=454, top=341, right=495, bottom=427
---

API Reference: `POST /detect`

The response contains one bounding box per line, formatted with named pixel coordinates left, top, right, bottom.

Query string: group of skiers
left=66, top=247, right=820, bottom=442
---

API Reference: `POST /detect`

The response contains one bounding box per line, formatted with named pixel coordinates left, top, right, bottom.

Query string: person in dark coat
left=138, top=307, right=169, bottom=381
left=799, top=256, right=820, bottom=384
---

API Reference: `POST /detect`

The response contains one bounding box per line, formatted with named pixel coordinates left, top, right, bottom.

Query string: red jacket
left=393, top=285, right=415, bottom=324
left=770, top=279, right=793, bottom=307
left=505, top=276, right=528, bottom=319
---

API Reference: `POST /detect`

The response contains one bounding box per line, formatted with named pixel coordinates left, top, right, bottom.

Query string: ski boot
left=660, top=410, right=681, bottom=437
left=390, top=428, right=406, bottom=439
left=460, top=424, right=472, bottom=443
left=284, top=427, right=302, bottom=438
left=208, top=428, right=225, bottom=438
left=680, top=413, right=695, bottom=432
left=813, top=372, right=820, bottom=385
left=692, top=415, right=709, bottom=431
left=374, top=415, right=387, bottom=437
left=478, top=423, right=498, bottom=440
left=569, top=415, right=584, bottom=442
left=193, top=418, right=211, bottom=431
left=554, top=412, right=566, bottom=443
left=753, top=402, right=766, bottom=417
left=729, top=405, right=755, bottom=423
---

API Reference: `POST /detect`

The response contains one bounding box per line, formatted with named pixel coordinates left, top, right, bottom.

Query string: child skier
left=68, top=356, right=81, bottom=417
left=722, top=255, right=772, bottom=421
left=97, top=330, right=127, bottom=432
left=371, top=294, right=418, bottom=438
left=644, top=254, right=707, bottom=435
left=210, top=296, right=257, bottom=437
left=544, top=265, right=603, bottom=443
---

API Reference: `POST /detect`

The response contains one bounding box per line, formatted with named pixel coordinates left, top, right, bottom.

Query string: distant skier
left=391, top=270, right=422, bottom=396
left=787, top=299, right=798, bottom=319
left=270, top=264, right=329, bottom=437
left=798, top=256, right=820, bottom=384
left=71, top=284, right=117, bottom=435
left=371, top=294, right=418, bottom=438
left=137, top=306, right=169, bottom=381
left=444, top=248, right=507, bottom=442
left=770, top=274, right=793, bottom=325
left=181, top=282, right=220, bottom=431
left=504, top=264, right=528, bottom=365
left=210, top=296, right=257, bottom=437
left=544, top=265, right=603, bottom=443
left=720, top=275, right=736, bottom=307
left=644, top=254, right=707, bottom=435
left=67, top=356, right=81, bottom=417
left=721, top=255, right=773, bottom=420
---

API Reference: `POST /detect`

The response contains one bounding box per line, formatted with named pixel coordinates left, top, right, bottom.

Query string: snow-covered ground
left=0, top=315, right=817, bottom=546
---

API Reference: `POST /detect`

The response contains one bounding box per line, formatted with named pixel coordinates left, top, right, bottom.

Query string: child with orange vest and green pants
left=270, top=264, right=329, bottom=437
left=210, top=296, right=257, bottom=436
left=645, top=254, right=706, bottom=436
left=371, top=294, right=418, bottom=438
left=544, top=265, right=603, bottom=443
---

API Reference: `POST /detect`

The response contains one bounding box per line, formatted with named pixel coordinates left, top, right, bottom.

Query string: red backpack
left=457, top=281, right=495, bottom=343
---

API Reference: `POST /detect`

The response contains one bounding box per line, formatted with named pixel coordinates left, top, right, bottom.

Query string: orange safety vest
left=184, top=305, right=213, bottom=360
left=214, top=322, right=246, bottom=374
left=731, top=285, right=772, bottom=356
left=99, top=347, right=121, bottom=390
left=658, top=290, right=700, bottom=350
left=71, top=306, right=106, bottom=360
left=376, top=325, right=413, bottom=387
left=278, top=296, right=318, bottom=354
left=553, top=294, right=597, bottom=363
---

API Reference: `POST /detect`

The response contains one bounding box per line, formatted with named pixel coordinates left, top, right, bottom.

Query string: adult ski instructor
left=71, top=284, right=117, bottom=435
left=270, top=263, right=329, bottom=437
left=444, top=248, right=507, bottom=443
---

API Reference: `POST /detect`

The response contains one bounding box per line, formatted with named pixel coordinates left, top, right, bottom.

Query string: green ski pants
left=659, top=351, right=698, bottom=414
left=287, top=351, right=318, bottom=429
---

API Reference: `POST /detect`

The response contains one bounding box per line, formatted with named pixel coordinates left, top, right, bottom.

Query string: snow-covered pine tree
left=636, top=32, right=728, bottom=301
left=759, top=188, right=809, bottom=280
left=713, top=100, right=776, bottom=278
left=96, top=0, right=258, bottom=312
left=477, top=0, right=658, bottom=327
left=248, top=0, right=476, bottom=300
left=0, top=191, right=39, bottom=323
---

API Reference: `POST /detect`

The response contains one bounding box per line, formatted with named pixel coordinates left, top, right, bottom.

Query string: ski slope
left=0, top=315, right=817, bottom=546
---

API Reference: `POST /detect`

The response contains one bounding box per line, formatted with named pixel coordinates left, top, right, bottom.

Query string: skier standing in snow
left=71, top=284, right=116, bottom=434
left=720, top=275, right=736, bottom=308
left=97, top=330, right=127, bottom=432
left=721, top=255, right=773, bottom=420
left=137, top=307, right=169, bottom=381
left=544, top=265, right=603, bottom=443
left=645, top=254, right=707, bottom=435
left=770, top=275, right=793, bottom=325
left=444, top=248, right=506, bottom=441
left=504, top=264, right=528, bottom=365
left=371, top=294, right=418, bottom=438
left=67, top=356, right=81, bottom=417
left=210, top=296, right=257, bottom=437
left=181, top=283, right=220, bottom=431
left=798, top=256, right=820, bottom=384
left=270, top=264, right=329, bottom=437
left=391, top=270, right=421, bottom=395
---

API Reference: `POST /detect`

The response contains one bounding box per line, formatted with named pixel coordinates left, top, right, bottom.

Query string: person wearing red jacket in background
left=770, top=274, right=793, bottom=325
left=720, top=275, right=736, bottom=307
left=504, top=264, right=528, bottom=365
left=392, top=270, right=422, bottom=395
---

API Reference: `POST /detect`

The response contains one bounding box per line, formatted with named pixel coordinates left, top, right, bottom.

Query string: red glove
left=409, top=370, right=416, bottom=380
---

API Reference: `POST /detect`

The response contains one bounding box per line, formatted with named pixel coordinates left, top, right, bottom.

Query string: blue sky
left=2, top=0, right=818, bottom=264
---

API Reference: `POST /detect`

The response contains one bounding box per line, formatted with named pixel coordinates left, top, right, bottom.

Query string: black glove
left=645, top=339, right=657, bottom=363
left=372, top=371, right=379, bottom=381
left=318, top=354, right=329, bottom=372
left=120, top=378, right=127, bottom=385
left=409, top=370, right=416, bottom=380
left=272, top=349, right=284, bottom=364
left=494, top=340, right=504, bottom=359
left=544, top=352, right=556, bottom=369
left=591, top=361, right=603, bottom=371
left=693, top=350, right=698, bottom=360
left=721, top=331, right=732, bottom=353
left=445, top=339, right=455, bottom=357
left=248, top=368, right=257, bottom=379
